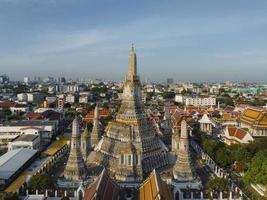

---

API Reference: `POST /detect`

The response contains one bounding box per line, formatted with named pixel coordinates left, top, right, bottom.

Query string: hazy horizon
left=1, top=0, right=267, bottom=83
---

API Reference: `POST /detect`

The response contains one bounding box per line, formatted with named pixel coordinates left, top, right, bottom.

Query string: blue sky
left=0, top=0, right=267, bottom=82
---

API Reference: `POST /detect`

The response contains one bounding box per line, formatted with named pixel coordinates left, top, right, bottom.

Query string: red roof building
left=224, top=126, right=254, bottom=145
left=83, top=169, right=121, bottom=200
left=0, top=101, right=16, bottom=108
left=83, top=109, right=111, bottom=123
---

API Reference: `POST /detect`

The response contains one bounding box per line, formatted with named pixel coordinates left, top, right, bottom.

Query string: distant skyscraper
left=23, top=77, right=30, bottom=84
left=57, top=77, right=66, bottom=84
left=0, top=74, right=9, bottom=84
left=167, top=78, right=174, bottom=85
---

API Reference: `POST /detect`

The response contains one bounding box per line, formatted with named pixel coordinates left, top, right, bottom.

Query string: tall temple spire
left=64, top=116, right=86, bottom=181
left=163, top=105, right=172, bottom=145
left=127, top=44, right=137, bottom=79
left=91, top=104, right=100, bottom=148
left=173, top=119, right=195, bottom=181
left=87, top=47, right=169, bottom=183
left=81, top=125, right=91, bottom=161
left=72, top=115, right=79, bottom=137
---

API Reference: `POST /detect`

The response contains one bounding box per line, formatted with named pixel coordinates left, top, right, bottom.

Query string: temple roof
left=240, top=107, right=267, bottom=129
left=224, top=126, right=254, bottom=143
left=81, top=126, right=90, bottom=138
left=138, top=169, right=172, bottom=200
left=83, top=169, right=121, bottom=200
left=87, top=46, right=169, bottom=182
left=83, top=109, right=111, bottom=123
left=199, top=114, right=214, bottom=125
left=227, top=126, right=247, bottom=139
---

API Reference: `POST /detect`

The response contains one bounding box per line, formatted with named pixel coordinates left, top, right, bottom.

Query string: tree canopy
left=207, top=177, right=230, bottom=192
left=0, top=192, right=19, bottom=200
left=243, top=149, right=267, bottom=185
left=28, top=173, right=52, bottom=191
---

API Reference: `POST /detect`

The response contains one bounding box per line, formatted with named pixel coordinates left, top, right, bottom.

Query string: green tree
left=162, top=91, right=175, bottom=99
left=215, top=147, right=232, bottom=168
left=244, top=149, right=267, bottom=185
left=246, top=138, right=267, bottom=155
left=224, top=97, right=234, bottom=106
left=28, top=174, right=52, bottom=191
left=229, top=145, right=252, bottom=172
left=146, top=92, right=155, bottom=101
left=207, top=177, right=230, bottom=192
left=0, top=192, right=19, bottom=200
left=202, top=140, right=224, bottom=159
left=61, top=197, right=70, bottom=200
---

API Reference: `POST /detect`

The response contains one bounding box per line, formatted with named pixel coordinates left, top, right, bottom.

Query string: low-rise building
left=17, top=93, right=45, bottom=104
left=223, top=126, right=254, bottom=145
left=79, top=95, right=88, bottom=104
left=184, top=96, right=216, bottom=106
left=66, top=85, right=80, bottom=93
left=174, top=94, right=183, bottom=103
left=198, top=114, right=215, bottom=134
left=240, top=107, right=267, bottom=137
left=66, top=94, right=78, bottom=104
left=10, top=106, right=29, bottom=115
left=0, top=135, right=19, bottom=150
left=0, top=120, right=58, bottom=146
left=0, top=148, right=37, bottom=188
left=175, top=95, right=216, bottom=106
left=8, top=134, right=40, bottom=151
left=83, top=108, right=111, bottom=123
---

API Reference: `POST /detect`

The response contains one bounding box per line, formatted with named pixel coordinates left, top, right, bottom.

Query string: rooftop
left=84, top=168, right=121, bottom=200
left=13, top=134, right=39, bottom=142
left=43, top=136, right=68, bottom=156
left=5, top=120, right=57, bottom=127
left=4, top=173, right=27, bottom=193
left=240, top=107, right=267, bottom=128
left=0, top=148, right=37, bottom=180
left=0, top=101, right=16, bottom=108
left=139, top=169, right=173, bottom=200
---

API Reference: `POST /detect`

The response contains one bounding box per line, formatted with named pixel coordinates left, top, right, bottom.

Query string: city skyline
left=1, top=0, right=267, bottom=82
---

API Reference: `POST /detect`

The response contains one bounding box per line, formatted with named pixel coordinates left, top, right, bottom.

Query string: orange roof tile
left=83, top=109, right=111, bottom=123
left=83, top=169, right=121, bottom=200
left=240, top=107, right=267, bottom=129
left=228, top=126, right=236, bottom=136
left=226, top=126, right=250, bottom=141
left=26, top=112, right=43, bottom=120
left=235, top=129, right=247, bottom=140
left=138, top=169, right=172, bottom=200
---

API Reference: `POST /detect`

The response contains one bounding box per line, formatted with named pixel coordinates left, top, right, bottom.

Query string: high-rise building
left=23, top=77, right=30, bottom=84
left=64, top=116, right=86, bottom=181
left=57, top=98, right=65, bottom=110
left=0, top=74, right=9, bottom=84
left=167, top=78, right=174, bottom=85
left=87, top=46, right=169, bottom=183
